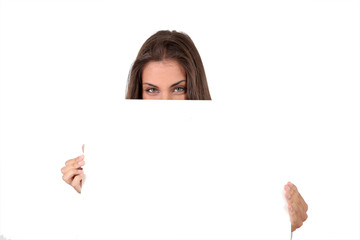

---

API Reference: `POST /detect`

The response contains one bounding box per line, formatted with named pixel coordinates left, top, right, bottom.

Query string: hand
left=284, top=181, right=308, bottom=232
left=61, top=144, right=86, bottom=194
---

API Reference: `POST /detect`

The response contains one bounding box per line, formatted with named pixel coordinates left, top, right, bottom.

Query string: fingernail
left=81, top=173, right=85, bottom=177
left=286, top=186, right=291, bottom=191
left=290, top=207, right=293, bottom=212
left=287, top=194, right=291, bottom=199
left=78, top=161, right=84, bottom=166
left=77, top=170, right=83, bottom=174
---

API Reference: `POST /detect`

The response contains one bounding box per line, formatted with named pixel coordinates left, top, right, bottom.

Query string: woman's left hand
left=284, top=182, right=308, bottom=232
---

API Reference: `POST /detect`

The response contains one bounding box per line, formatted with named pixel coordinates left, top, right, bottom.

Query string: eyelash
left=146, top=88, right=159, bottom=94
left=174, top=87, right=186, bottom=93
left=145, top=87, right=186, bottom=94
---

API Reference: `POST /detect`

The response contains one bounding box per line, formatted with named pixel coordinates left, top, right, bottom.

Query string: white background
left=1, top=0, right=360, bottom=239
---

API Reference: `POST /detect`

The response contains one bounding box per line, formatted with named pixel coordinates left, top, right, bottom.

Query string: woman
left=125, top=30, right=211, bottom=100
left=61, top=30, right=308, bottom=232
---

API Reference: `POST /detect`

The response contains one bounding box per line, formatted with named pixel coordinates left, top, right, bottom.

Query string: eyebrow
left=143, top=80, right=186, bottom=89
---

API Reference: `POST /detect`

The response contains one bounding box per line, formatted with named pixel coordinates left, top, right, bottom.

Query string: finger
left=61, top=161, right=84, bottom=177
left=288, top=194, right=306, bottom=230
left=62, top=168, right=82, bottom=185
left=82, top=144, right=85, bottom=153
left=287, top=183, right=305, bottom=209
left=284, top=184, right=291, bottom=192
left=291, top=187, right=308, bottom=215
left=62, top=157, right=84, bottom=176
left=298, top=200, right=308, bottom=222
left=303, top=212, right=308, bottom=222
left=285, top=184, right=294, bottom=202
left=63, top=169, right=84, bottom=185
left=294, top=197, right=307, bottom=223
left=292, top=220, right=303, bottom=232
left=290, top=182, right=297, bottom=192
left=65, top=154, right=83, bottom=166
left=72, top=173, right=85, bottom=193
left=72, top=157, right=85, bottom=168
left=71, top=155, right=85, bottom=168
left=288, top=197, right=302, bottom=221
left=289, top=195, right=304, bottom=232
left=297, top=191, right=308, bottom=212
left=61, top=166, right=67, bottom=174
left=296, top=193, right=307, bottom=216
left=288, top=205, right=296, bottom=225
left=287, top=189, right=305, bottom=218
left=61, top=164, right=79, bottom=174
left=288, top=183, right=298, bottom=197
left=285, top=191, right=292, bottom=202
left=298, top=192, right=308, bottom=212
left=289, top=204, right=302, bottom=231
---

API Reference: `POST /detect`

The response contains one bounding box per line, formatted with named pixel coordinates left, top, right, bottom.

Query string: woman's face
left=142, top=59, right=187, bottom=100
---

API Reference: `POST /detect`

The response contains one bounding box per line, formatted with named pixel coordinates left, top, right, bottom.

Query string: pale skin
left=142, top=60, right=188, bottom=100
left=61, top=144, right=85, bottom=194
left=61, top=59, right=308, bottom=232
left=285, top=181, right=308, bottom=232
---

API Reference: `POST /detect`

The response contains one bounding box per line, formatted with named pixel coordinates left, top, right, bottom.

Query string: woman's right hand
left=61, top=144, right=86, bottom=194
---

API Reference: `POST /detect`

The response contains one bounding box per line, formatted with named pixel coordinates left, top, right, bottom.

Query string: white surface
left=1, top=0, right=360, bottom=240
left=79, top=101, right=290, bottom=239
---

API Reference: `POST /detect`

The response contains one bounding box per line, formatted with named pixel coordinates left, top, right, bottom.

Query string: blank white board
left=78, top=101, right=290, bottom=239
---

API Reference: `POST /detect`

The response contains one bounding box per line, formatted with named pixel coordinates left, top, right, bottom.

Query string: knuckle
left=293, top=208, right=297, bottom=216
left=291, top=206, right=298, bottom=215
left=71, top=179, right=78, bottom=188
left=290, top=209, right=295, bottom=216
left=73, top=168, right=80, bottom=175
left=65, top=159, right=73, bottom=166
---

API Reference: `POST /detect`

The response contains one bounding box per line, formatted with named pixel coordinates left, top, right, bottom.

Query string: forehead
left=142, top=60, right=186, bottom=86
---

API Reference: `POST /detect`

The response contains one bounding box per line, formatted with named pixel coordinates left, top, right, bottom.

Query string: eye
left=174, top=87, right=186, bottom=93
left=146, top=88, right=159, bottom=94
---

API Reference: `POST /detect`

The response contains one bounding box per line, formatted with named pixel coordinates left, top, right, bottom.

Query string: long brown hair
left=125, top=30, right=211, bottom=100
